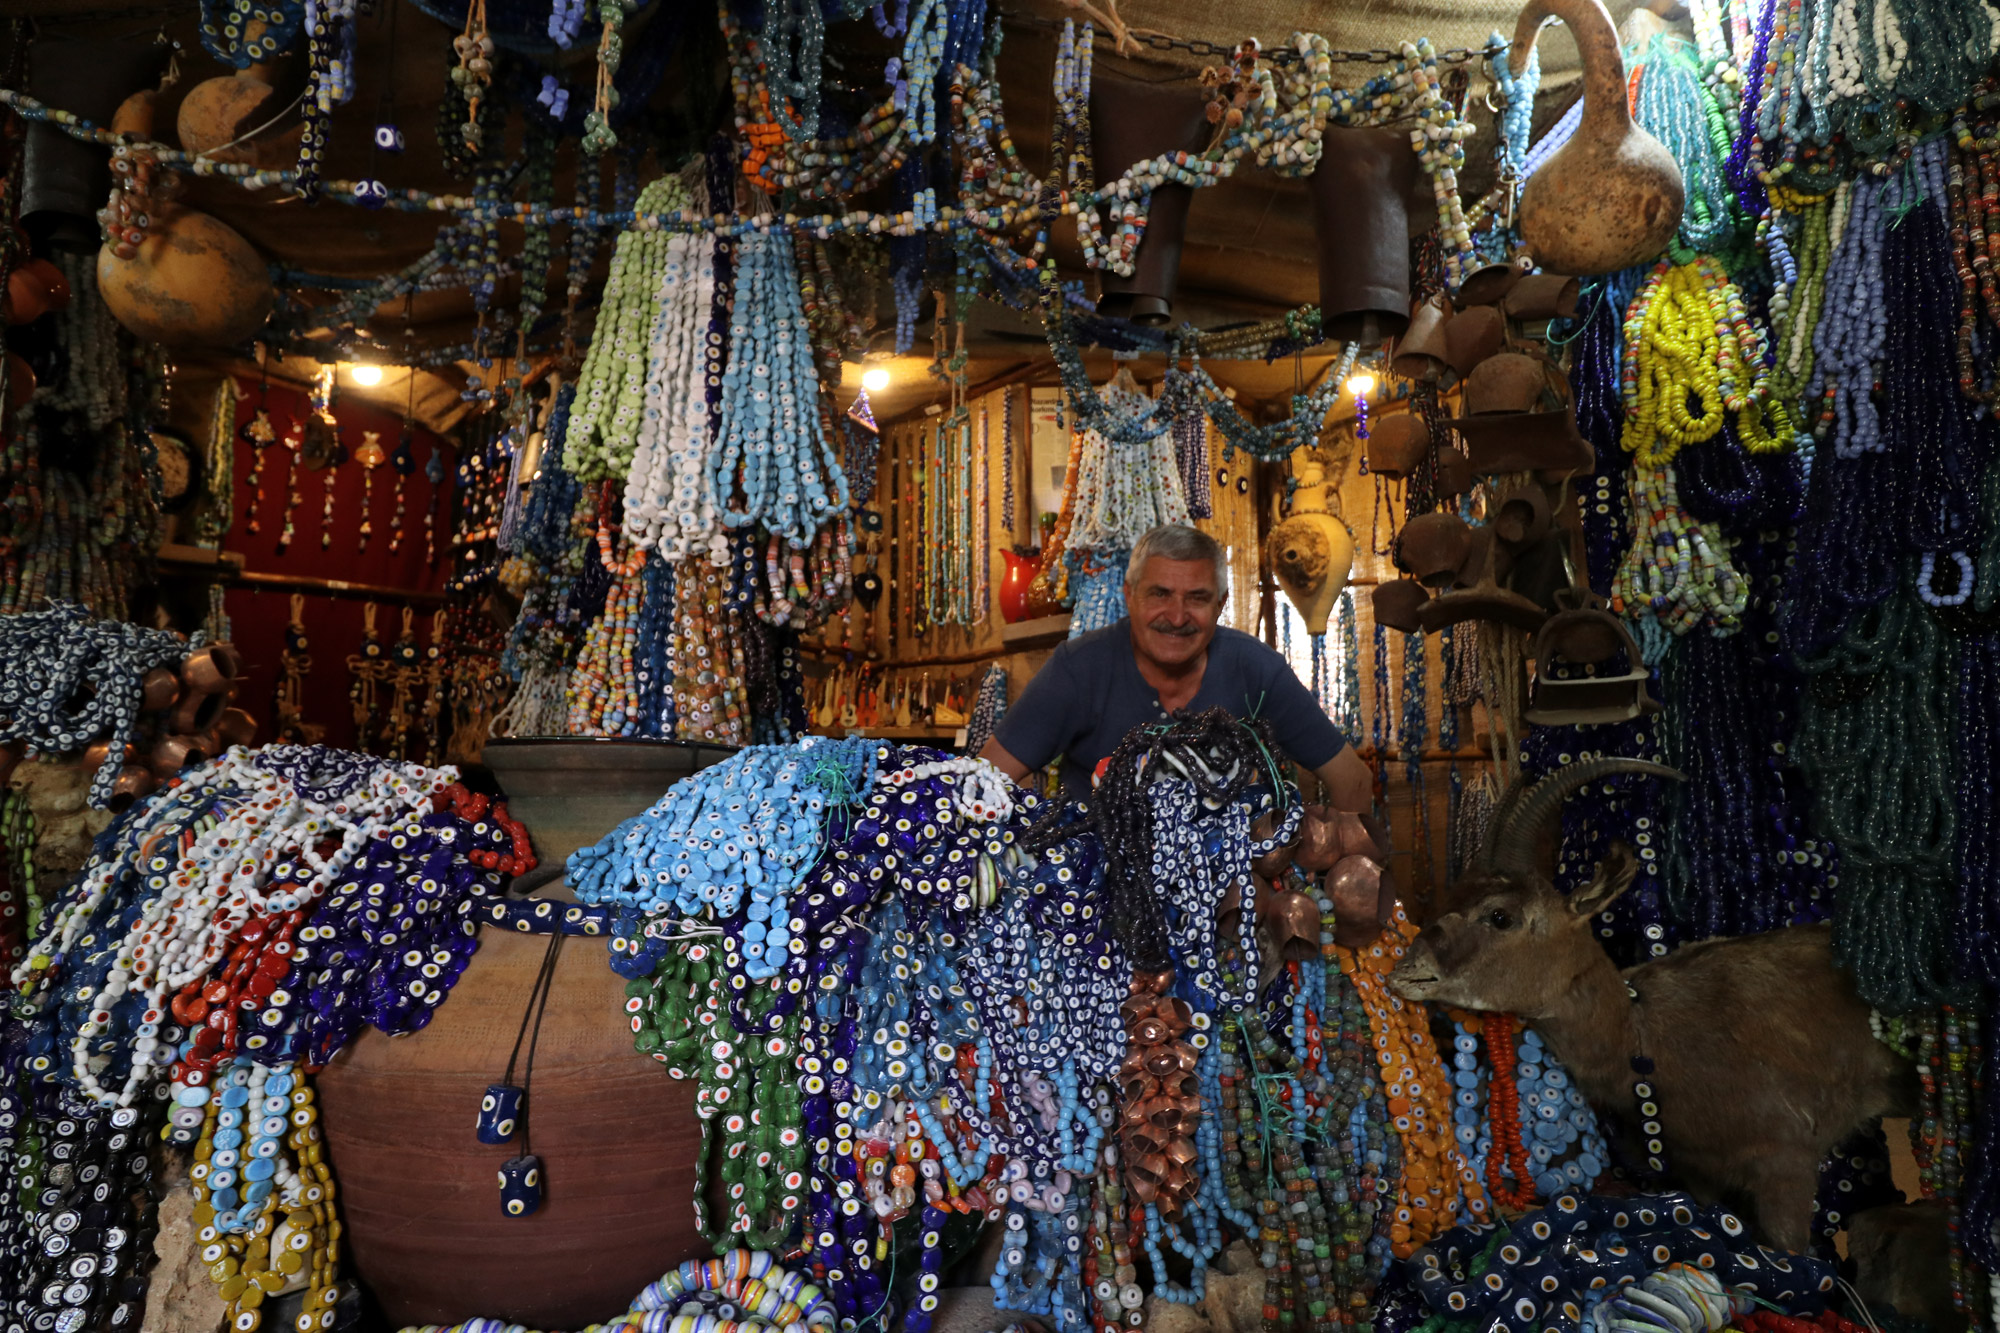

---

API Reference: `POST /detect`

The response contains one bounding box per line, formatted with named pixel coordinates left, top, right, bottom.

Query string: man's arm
left=1310, top=745, right=1373, bottom=812
left=979, top=736, right=1032, bottom=782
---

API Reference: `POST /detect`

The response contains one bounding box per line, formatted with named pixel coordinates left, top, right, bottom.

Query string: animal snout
left=1387, top=937, right=1444, bottom=999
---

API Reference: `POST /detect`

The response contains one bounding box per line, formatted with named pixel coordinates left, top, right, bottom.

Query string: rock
left=1144, top=1298, right=1220, bottom=1333
left=924, top=1286, right=1042, bottom=1333
left=142, top=1168, right=227, bottom=1333
left=1200, top=1249, right=1265, bottom=1333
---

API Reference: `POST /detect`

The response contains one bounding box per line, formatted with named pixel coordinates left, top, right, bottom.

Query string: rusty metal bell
left=1435, top=446, right=1474, bottom=498
left=1392, top=296, right=1453, bottom=384
left=1527, top=589, right=1662, bottom=725
left=1504, top=272, right=1583, bottom=321
left=1091, top=75, right=1211, bottom=326
left=1493, top=486, right=1553, bottom=550
left=1443, top=305, right=1506, bottom=381
left=1372, top=579, right=1430, bottom=633
left=1312, top=127, right=1419, bottom=347
left=1395, top=512, right=1474, bottom=587
left=1508, top=0, right=1685, bottom=275
left=1366, top=413, right=1429, bottom=480
left=1453, top=246, right=1533, bottom=309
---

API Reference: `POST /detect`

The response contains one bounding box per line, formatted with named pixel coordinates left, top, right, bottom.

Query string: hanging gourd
left=94, top=87, right=273, bottom=348
left=1507, top=0, right=1684, bottom=275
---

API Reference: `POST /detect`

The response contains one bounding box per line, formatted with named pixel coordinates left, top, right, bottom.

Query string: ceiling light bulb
left=350, top=363, right=384, bottom=387
left=861, top=367, right=891, bottom=393
left=1345, top=370, right=1376, bottom=398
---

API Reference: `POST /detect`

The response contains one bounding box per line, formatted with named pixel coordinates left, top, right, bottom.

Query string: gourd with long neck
left=1508, top=0, right=1685, bottom=275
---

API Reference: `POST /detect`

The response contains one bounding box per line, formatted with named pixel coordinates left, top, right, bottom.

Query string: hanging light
left=1344, top=369, right=1377, bottom=398
left=349, top=362, right=384, bottom=387
left=861, top=367, right=891, bottom=392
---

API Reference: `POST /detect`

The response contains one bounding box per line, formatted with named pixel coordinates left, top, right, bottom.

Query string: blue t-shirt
left=992, top=619, right=1349, bottom=799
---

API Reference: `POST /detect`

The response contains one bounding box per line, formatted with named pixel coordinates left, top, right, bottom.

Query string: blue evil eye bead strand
left=709, top=231, right=851, bottom=548
left=0, top=602, right=200, bottom=809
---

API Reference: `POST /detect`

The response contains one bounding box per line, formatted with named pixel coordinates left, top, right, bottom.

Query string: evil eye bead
left=498, top=1155, right=543, bottom=1217
left=476, top=1084, right=523, bottom=1144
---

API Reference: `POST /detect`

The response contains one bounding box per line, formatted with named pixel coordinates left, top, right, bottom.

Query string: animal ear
left=1570, top=842, right=1639, bottom=919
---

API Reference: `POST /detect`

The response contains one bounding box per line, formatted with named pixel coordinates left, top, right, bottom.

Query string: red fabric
left=217, top=377, right=454, bottom=752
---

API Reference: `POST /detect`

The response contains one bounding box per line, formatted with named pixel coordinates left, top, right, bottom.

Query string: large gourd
left=1509, top=0, right=1684, bottom=275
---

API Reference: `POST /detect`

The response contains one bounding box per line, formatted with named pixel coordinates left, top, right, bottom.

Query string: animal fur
left=1388, top=845, right=1916, bottom=1251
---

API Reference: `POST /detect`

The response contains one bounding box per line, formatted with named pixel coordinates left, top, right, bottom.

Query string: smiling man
left=978, top=524, right=1372, bottom=809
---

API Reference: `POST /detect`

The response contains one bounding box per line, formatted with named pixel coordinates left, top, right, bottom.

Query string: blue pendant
left=476, top=1084, right=522, bottom=1144
left=498, top=1154, right=543, bottom=1217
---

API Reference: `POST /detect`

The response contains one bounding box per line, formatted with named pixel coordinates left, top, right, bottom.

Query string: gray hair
left=1126, top=525, right=1227, bottom=597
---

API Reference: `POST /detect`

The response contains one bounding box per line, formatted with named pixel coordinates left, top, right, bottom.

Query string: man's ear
left=1571, top=842, right=1640, bottom=918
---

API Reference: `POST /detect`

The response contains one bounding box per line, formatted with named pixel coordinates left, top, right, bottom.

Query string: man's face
left=1126, top=556, right=1225, bottom=668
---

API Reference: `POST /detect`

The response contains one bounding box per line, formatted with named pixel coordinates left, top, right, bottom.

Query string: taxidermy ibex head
left=1390, top=759, right=1916, bottom=1254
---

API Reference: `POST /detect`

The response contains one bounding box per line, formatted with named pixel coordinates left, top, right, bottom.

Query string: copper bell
left=170, top=686, right=226, bottom=736
left=140, top=666, right=179, bottom=711
left=107, top=764, right=156, bottom=812
left=216, top=707, right=258, bottom=748
left=150, top=734, right=209, bottom=779
left=180, top=642, right=243, bottom=693
left=1525, top=588, right=1663, bottom=725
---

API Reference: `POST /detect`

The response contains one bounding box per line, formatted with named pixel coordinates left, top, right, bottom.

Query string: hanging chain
left=1004, top=13, right=1507, bottom=68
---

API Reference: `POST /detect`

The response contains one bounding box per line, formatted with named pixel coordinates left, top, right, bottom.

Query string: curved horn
left=1475, top=770, right=1534, bottom=872
left=1487, top=758, right=1684, bottom=877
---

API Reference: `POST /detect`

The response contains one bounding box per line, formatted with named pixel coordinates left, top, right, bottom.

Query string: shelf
left=1000, top=613, right=1071, bottom=651
left=809, top=725, right=965, bottom=741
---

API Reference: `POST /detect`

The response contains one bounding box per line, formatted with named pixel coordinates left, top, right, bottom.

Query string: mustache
left=1147, top=620, right=1201, bottom=636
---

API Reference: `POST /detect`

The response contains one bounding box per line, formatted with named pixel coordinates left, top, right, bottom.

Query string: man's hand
left=1310, top=746, right=1373, bottom=813
left=978, top=737, right=1031, bottom=783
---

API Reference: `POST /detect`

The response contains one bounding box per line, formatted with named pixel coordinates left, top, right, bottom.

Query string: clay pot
left=1366, top=413, right=1429, bottom=480
left=169, top=687, right=226, bottom=737
left=97, top=204, right=273, bottom=348
left=181, top=643, right=244, bottom=693
left=1311, top=128, right=1418, bottom=347
left=1508, top=0, right=1685, bottom=274
left=140, top=666, right=179, bottom=711
left=1443, top=305, right=1505, bottom=381
left=1504, top=273, right=1582, bottom=321
left=6, top=265, right=50, bottom=325
left=1395, top=513, right=1473, bottom=587
left=1265, top=465, right=1355, bottom=635
left=1392, top=297, right=1453, bottom=384
left=319, top=739, right=736, bottom=1327
left=1090, top=75, right=1211, bottom=326
left=1434, top=446, right=1474, bottom=498
left=216, top=707, right=258, bottom=748
left=1372, top=579, right=1430, bottom=633
left=1000, top=550, right=1035, bottom=624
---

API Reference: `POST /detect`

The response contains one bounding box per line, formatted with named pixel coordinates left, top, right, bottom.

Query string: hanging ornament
left=354, top=428, right=386, bottom=553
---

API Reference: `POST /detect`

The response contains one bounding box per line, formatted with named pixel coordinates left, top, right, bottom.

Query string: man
left=980, top=524, right=1372, bottom=810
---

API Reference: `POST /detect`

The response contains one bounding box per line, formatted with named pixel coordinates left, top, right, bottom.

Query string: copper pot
left=1504, top=273, right=1582, bottom=321
left=216, top=707, right=258, bottom=748
left=1372, top=579, right=1430, bottom=633
left=1508, top=0, right=1685, bottom=274
left=1395, top=513, right=1473, bottom=587
left=1312, top=127, right=1418, bottom=347
left=181, top=643, right=243, bottom=693
left=1392, top=296, right=1453, bottom=384
left=1090, top=75, right=1211, bottom=326
left=140, top=666, right=179, bottom=711
left=1366, top=413, right=1429, bottom=480
left=107, top=764, right=155, bottom=811
left=1443, top=305, right=1506, bottom=380
left=150, top=734, right=209, bottom=779
left=169, top=686, right=226, bottom=736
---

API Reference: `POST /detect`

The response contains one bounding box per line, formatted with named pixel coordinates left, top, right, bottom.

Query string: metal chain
left=1003, top=11, right=1507, bottom=68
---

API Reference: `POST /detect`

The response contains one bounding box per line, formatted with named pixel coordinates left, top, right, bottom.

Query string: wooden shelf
left=1000, top=613, right=1071, bottom=651
left=809, top=725, right=964, bottom=741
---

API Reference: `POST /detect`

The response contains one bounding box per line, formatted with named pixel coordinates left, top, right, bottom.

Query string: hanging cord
left=503, top=929, right=566, bottom=1160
